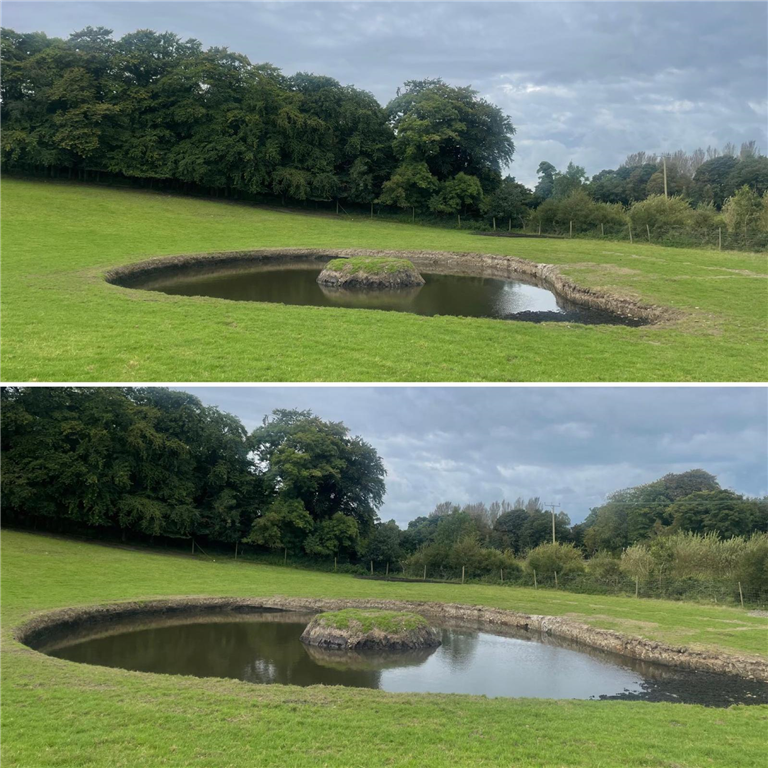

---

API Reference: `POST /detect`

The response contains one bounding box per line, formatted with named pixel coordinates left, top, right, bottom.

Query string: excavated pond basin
left=129, top=261, right=647, bottom=325
left=41, top=611, right=768, bottom=706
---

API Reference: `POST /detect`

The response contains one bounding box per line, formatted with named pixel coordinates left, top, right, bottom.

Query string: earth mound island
left=316, top=257, right=426, bottom=290
left=300, top=609, right=441, bottom=650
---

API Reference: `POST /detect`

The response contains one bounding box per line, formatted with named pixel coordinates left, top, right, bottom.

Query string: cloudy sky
left=4, top=1, right=766, bottom=187
left=178, top=386, right=767, bottom=527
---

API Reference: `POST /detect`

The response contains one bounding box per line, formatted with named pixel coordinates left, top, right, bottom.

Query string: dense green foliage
left=4, top=532, right=767, bottom=768
left=0, top=28, right=513, bottom=218
left=1, top=388, right=385, bottom=559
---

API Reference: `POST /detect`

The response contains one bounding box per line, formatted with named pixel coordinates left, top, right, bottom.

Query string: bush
left=525, top=542, right=585, bottom=581
left=628, top=195, right=694, bottom=234
left=737, top=535, right=768, bottom=600
left=587, top=551, right=625, bottom=588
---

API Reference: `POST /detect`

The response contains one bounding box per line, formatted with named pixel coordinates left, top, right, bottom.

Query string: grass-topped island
left=300, top=608, right=441, bottom=650
left=317, top=257, right=426, bottom=289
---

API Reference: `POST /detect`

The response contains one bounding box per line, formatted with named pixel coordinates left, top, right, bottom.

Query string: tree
left=534, top=161, right=556, bottom=199
left=551, top=162, right=586, bottom=199
left=429, top=172, right=483, bottom=215
left=365, top=520, right=404, bottom=565
left=248, top=409, right=386, bottom=557
left=669, top=490, right=762, bottom=538
left=484, top=176, right=534, bottom=225
left=722, top=185, right=765, bottom=234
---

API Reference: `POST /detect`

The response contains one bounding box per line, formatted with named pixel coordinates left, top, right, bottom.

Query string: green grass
left=324, top=256, right=419, bottom=275
left=3, top=531, right=767, bottom=767
left=2, top=178, right=767, bottom=382
left=315, top=608, right=428, bottom=632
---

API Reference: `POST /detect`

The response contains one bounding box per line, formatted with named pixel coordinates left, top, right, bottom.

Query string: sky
left=3, top=1, right=766, bottom=188
left=178, top=386, right=768, bottom=527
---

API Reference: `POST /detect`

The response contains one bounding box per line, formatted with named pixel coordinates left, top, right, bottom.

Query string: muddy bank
left=16, top=596, right=766, bottom=681
left=104, top=248, right=676, bottom=325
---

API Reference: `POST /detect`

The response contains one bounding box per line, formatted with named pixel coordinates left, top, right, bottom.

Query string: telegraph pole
left=545, top=502, right=561, bottom=544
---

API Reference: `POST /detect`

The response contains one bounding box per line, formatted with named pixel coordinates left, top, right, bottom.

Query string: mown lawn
left=2, top=531, right=767, bottom=768
left=2, top=178, right=767, bottom=382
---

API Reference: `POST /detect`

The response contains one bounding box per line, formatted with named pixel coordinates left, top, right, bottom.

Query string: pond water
left=133, top=262, right=645, bottom=325
left=45, top=611, right=767, bottom=706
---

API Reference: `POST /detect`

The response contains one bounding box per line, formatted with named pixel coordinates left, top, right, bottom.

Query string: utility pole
left=663, top=156, right=668, bottom=199
left=545, top=502, right=561, bottom=544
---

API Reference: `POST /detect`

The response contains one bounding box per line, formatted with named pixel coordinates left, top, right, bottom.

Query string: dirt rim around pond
left=15, top=596, right=767, bottom=681
left=104, top=248, right=679, bottom=326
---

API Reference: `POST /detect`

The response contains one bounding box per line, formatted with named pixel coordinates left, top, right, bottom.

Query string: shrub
left=628, top=195, right=695, bottom=234
left=525, top=542, right=585, bottom=580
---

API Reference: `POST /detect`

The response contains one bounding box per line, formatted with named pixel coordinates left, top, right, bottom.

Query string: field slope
left=2, top=178, right=767, bottom=382
left=2, top=531, right=767, bottom=768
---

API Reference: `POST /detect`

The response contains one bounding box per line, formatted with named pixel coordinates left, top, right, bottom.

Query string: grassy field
left=2, top=178, right=767, bottom=382
left=2, top=531, right=767, bottom=768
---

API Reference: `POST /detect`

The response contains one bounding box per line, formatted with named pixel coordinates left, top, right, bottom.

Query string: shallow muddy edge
left=16, top=596, right=766, bottom=681
left=104, top=248, right=676, bottom=325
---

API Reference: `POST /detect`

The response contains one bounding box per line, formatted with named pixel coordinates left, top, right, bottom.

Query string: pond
left=131, top=262, right=646, bottom=325
left=44, top=611, right=767, bottom=706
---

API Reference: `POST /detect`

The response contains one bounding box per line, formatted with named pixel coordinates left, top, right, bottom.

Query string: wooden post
left=738, top=581, right=744, bottom=608
left=508, top=218, right=512, bottom=232
left=423, top=564, right=427, bottom=580
left=601, top=222, right=604, bottom=237
left=533, top=569, right=537, bottom=589
left=646, top=224, right=651, bottom=242
left=554, top=571, right=558, bottom=589
left=569, top=220, right=573, bottom=238
left=461, top=565, right=465, bottom=584
left=336, top=199, right=339, bottom=215
left=412, top=207, right=415, bottom=222
left=370, top=560, right=374, bottom=576
left=628, top=223, right=633, bottom=244
left=492, top=217, right=496, bottom=231
left=538, top=222, right=542, bottom=236
left=635, top=576, right=639, bottom=598
left=718, top=227, right=722, bottom=251
left=334, top=556, right=337, bottom=572
left=457, top=214, right=461, bottom=228
left=284, top=547, right=287, bottom=565
left=500, top=568, right=504, bottom=583
left=234, top=541, right=238, bottom=560
left=191, top=539, right=195, bottom=554
left=385, top=562, right=389, bottom=578
left=370, top=202, right=374, bottom=219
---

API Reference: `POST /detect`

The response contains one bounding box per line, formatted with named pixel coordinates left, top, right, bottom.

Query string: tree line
left=0, top=27, right=514, bottom=218
left=3, top=388, right=766, bottom=601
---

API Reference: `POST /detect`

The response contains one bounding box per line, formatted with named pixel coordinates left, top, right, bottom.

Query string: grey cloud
left=179, top=387, right=768, bottom=527
left=4, top=2, right=765, bottom=187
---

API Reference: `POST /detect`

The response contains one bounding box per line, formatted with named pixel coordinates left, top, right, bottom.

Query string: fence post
left=284, top=547, right=287, bottom=565
left=718, top=227, right=722, bottom=251
left=646, top=224, right=651, bottom=242
left=386, top=562, right=389, bottom=578
left=493, top=217, right=496, bottom=231
left=554, top=571, right=558, bottom=589
left=461, top=565, right=465, bottom=584
left=234, top=541, right=238, bottom=560
left=601, top=223, right=604, bottom=237
left=635, top=576, right=639, bottom=598
left=423, top=564, right=427, bottom=580
left=500, top=568, right=504, bottom=583
left=370, top=202, right=374, bottom=219
left=334, top=556, right=337, bottom=572
left=457, top=214, right=461, bottom=228
left=370, top=560, right=374, bottom=576
left=412, top=206, right=415, bottom=222
left=738, top=581, right=744, bottom=608
left=191, top=538, right=195, bottom=555
left=569, top=220, right=573, bottom=238
left=336, top=199, right=339, bottom=215
left=533, top=569, right=537, bottom=589
left=508, top=218, right=512, bottom=232
left=628, top=223, right=633, bottom=243
left=538, top=222, right=542, bottom=236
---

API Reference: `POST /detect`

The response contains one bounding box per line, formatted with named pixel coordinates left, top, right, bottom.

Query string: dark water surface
left=46, top=612, right=767, bottom=706
left=135, top=262, right=644, bottom=325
